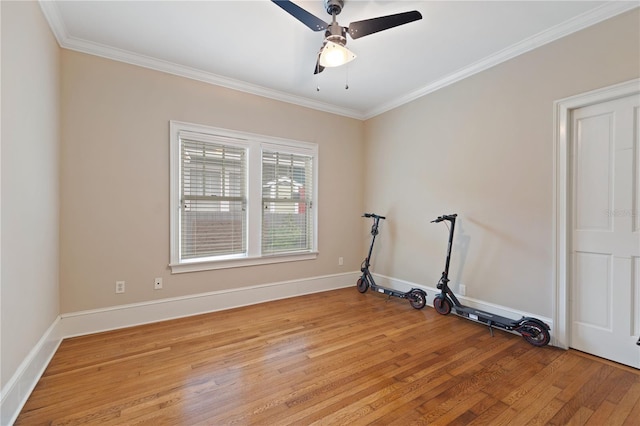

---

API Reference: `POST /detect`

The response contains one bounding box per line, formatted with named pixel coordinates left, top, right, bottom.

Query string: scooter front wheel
left=518, top=320, right=550, bottom=347
left=409, top=289, right=426, bottom=310
left=357, top=277, right=369, bottom=293
left=433, top=296, right=452, bottom=315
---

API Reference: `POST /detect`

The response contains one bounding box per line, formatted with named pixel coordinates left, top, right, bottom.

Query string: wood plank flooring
left=16, top=288, right=640, bottom=425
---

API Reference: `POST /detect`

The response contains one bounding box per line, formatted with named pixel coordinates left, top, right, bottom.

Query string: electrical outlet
left=459, top=284, right=466, bottom=296
left=115, top=281, right=125, bottom=294
left=338, top=257, right=344, bottom=266
left=154, top=277, right=163, bottom=290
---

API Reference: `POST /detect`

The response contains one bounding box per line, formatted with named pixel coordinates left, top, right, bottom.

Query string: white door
left=570, top=94, right=640, bottom=368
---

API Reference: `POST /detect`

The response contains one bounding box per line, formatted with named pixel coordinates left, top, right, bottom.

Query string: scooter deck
left=370, top=284, right=408, bottom=299
left=453, top=305, right=519, bottom=328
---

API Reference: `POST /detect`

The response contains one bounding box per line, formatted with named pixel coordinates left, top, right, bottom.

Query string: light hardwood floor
left=17, top=288, right=640, bottom=425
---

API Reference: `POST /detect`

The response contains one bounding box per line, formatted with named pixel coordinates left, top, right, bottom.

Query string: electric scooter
left=357, top=213, right=427, bottom=309
left=431, top=214, right=551, bottom=346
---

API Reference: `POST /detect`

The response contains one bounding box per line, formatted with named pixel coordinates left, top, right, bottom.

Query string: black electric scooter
left=431, top=214, right=551, bottom=346
left=357, top=213, right=427, bottom=309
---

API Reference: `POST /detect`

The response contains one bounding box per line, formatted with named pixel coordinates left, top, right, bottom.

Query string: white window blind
left=262, top=150, right=313, bottom=255
left=180, top=136, right=246, bottom=260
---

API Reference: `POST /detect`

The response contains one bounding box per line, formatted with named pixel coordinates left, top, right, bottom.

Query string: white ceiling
left=40, top=1, right=638, bottom=119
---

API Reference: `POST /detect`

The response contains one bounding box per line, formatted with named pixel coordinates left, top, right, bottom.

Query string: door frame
left=553, top=78, right=640, bottom=348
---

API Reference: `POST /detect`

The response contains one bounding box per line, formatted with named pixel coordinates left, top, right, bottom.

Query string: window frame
left=169, top=121, right=318, bottom=273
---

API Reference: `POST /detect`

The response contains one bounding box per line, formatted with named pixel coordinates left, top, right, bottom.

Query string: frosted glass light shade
left=319, top=40, right=356, bottom=67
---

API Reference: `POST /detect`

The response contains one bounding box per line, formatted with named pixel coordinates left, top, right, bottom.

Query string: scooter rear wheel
left=433, top=296, right=452, bottom=315
left=409, top=289, right=426, bottom=310
left=519, top=320, right=550, bottom=347
left=357, top=277, right=369, bottom=293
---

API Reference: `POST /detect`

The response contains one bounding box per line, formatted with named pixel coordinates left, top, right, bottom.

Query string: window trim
left=169, top=121, right=318, bottom=273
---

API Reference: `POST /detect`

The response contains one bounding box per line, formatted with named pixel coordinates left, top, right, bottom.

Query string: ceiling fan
left=272, top=0, right=422, bottom=74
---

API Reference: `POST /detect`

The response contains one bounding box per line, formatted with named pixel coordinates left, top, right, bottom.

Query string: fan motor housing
left=324, top=0, right=344, bottom=15
left=325, top=22, right=347, bottom=42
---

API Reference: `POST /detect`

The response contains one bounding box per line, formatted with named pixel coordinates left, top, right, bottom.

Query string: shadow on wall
left=460, top=215, right=549, bottom=294
left=383, top=205, right=398, bottom=273
left=465, top=215, right=544, bottom=257
left=453, top=219, right=471, bottom=292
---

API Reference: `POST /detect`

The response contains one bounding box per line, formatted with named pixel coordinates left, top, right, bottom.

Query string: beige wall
left=60, top=50, right=365, bottom=313
left=1, top=1, right=60, bottom=389
left=363, top=9, right=640, bottom=318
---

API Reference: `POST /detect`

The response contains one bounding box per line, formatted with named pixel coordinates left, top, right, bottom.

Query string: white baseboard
left=0, top=272, right=357, bottom=425
left=1, top=270, right=552, bottom=425
left=0, top=317, right=64, bottom=426
left=59, top=272, right=357, bottom=338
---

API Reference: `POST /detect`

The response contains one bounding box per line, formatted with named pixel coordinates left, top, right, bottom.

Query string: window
left=262, top=150, right=314, bottom=255
left=170, top=121, right=317, bottom=273
left=180, top=138, right=246, bottom=260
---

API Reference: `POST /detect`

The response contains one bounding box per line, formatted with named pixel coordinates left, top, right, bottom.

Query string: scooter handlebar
left=431, top=213, right=457, bottom=223
left=363, top=213, right=386, bottom=220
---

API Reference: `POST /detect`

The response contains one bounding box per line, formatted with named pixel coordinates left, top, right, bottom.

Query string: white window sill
left=170, top=252, right=319, bottom=274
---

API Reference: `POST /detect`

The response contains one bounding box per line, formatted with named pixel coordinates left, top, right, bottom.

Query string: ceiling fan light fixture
left=272, top=0, right=422, bottom=74
left=319, top=40, right=356, bottom=68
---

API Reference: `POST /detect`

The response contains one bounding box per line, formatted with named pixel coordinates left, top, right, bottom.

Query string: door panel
left=570, top=94, right=640, bottom=368
left=573, top=252, right=611, bottom=330
left=574, top=113, right=613, bottom=232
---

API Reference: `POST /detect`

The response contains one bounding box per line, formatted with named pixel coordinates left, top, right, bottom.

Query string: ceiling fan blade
left=272, top=0, right=328, bottom=32
left=348, top=10, right=422, bottom=40
left=313, top=49, right=325, bottom=74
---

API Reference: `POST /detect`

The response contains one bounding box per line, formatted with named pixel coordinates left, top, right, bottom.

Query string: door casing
left=553, top=78, right=640, bottom=349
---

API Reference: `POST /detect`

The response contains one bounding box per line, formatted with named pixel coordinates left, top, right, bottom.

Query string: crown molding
left=66, top=36, right=366, bottom=120
left=39, top=1, right=637, bottom=122
left=37, top=1, right=365, bottom=120
left=364, top=1, right=639, bottom=119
